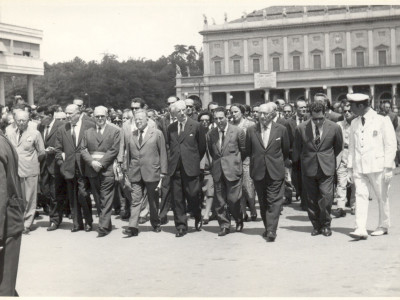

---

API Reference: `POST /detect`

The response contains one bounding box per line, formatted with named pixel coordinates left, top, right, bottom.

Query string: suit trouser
left=303, top=168, right=334, bottom=230
left=20, top=175, right=38, bottom=229
left=129, top=180, right=160, bottom=229
left=171, top=166, right=201, bottom=231
left=42, top=169, right=65, bottom=226
left=336, top=161, right=355, bottom=210
left=254, top=175, right=285, bottom=233
left=240, top=163, right=257, bottom=217
left=66, top=175, right=93, bottom=228
left=122, top=175, right=149, bottom=217
left=354, top=171, right=390, bottom=233
left=292, top=162, right=308, bottom=207
left=89, top=175, right=115, bottom=234
left=159, top=175, right=171, bottom=219
left=0, top=233, right=21, bottom=296
left=215, top=173, right=243, bottom=229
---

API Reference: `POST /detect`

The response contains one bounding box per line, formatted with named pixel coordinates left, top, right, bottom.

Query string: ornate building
left=0, top=22, right=44, bottom=106
left=176, top=5, right=400, bottom=108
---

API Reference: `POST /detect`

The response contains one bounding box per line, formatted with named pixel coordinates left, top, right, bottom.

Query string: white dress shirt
left=261, top=122, right=272, bottom=148
left=311, top=120, right=324, bottom=140
left=218, top=123, right=228, bottom=149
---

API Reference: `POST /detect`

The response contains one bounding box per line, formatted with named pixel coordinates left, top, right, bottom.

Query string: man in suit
left=123, top=109, right=167, bottom=236
left=0, top=132, right=25, bottom=296
left=207, top=106, right=246, bottom=236
left=379, top=100, right=398, bottom=130
left=314, top=93, right=343, bottom=122
left=55, top=104, right=95, bottom=232
left=168, top=100, right=206, bottom=237
left=246, top=103, right=290, bottom=242
left=7, top=110, right=45, bottom=234
left=73, top=98, right=95, bottom=125
left=38, top=106, right=66, bottom=231
left=347, top=93, right=397, bottom=240
left=293, top=102, right=343, bottom=237
left=81, top=106, right=120, bottom=238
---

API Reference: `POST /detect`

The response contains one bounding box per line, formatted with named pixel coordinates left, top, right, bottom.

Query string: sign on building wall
left=254, top=72, right=277, bottom=89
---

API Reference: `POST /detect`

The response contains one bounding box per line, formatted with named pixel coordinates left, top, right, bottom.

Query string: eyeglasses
left=259, top=112, right=274, bottom=117
left=95, top=115, right=106, bottom=119
left=343, top=110, right=351, bottom=113
left=283, top=111, right=292, bottom=114
left=186, top=105, right=194, bottom=108
left=200, top=118, right=210, bottom=122
left=131, top=107, right=140, bottom=110
left=312, top=117, right=324, bottom=121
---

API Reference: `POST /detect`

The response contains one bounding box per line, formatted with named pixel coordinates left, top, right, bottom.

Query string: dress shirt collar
left=218, top=123, right=229, bottom=133
left=139, top=125, right=148, bottom=137
left=97, top=124, right=106, bottom=134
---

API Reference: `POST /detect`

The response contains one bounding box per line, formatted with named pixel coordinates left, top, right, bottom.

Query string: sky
left=0, top=0, right=389, bottom=64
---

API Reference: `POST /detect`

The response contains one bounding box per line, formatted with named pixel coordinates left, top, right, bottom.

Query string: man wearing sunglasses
left=293, top=102, right=343, bottom=237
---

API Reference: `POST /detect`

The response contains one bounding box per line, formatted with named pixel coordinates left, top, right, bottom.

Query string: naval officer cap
left=347, top=93, right=369, bottom=102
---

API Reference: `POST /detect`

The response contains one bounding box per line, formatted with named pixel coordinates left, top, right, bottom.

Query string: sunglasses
left=131, top=107, right=140, bottom=110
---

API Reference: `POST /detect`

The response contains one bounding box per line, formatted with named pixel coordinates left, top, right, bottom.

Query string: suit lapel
left=132, top=129, right=140, bottom=149
left=178, top=119, right=191, bottom=143
left=140, top=127, right=154, bottom=148
left=318, top=121, right=330, bottom=148
left=266, top=123, right=278, bottom=151
left=77, top=122, right=86, bottom=147
left=255, top=123, right=265, bottom=150
left=46, top=121, right=58, bottom=142
left=97, top=124, right=107, bottom=146
left=306, top=121, right=317, bottom=150
left=221, top=125, right=232, bottom=153
left=65, top=123, right=75, bottom=148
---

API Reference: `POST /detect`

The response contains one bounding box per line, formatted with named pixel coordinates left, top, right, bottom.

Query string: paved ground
left=17, top=170, right=400, bottom=297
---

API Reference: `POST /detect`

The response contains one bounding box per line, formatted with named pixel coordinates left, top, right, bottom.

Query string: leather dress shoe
left=85, top=224, right=92, bottom=232
left=350, top=207, right=356, bottom=215
left=97, top=231, right=108, bottom=238
left=311, top=228, right=321, bottom=236
left=195, top=216, right=203, bottom=231
left=332, top=208, right=346, bottom=218
left=153, top=226, right=161, bottom=233
left=349, top=230, right=368, bottom=240
left=208, top=214, right=218, bottom=221
left=264, top=231, right=277, bottom=242
left=47, top=223, right=58, bottom=231
left=160, top=216, right=168, bottom=225
left=203, top=218, right=209, bottom=225
left=175, top=229, right=186, bottom=238
left=322, top=227, right=332, bottom=237
left=236, top=220, right=244, bottom=232
left=251, top=215, right=257, bottom=222
left=123, top=227, right=139, bottom=237
left=218, top=228, right=230, bottom=236
left=371, top=228, right=388, bottom=236
left=71, top=226, right=84, bottom=232
left=243, top=214, right=249, bottom=222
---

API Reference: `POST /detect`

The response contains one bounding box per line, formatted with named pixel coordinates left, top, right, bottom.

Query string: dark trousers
left=214, top=173, right=243, bottom=229
left=129, top=180, right=160, bottom=229
left=159, top=174, right=171, bottom=219
left=0, top=233, right=21, bottom=296
left=292, top=161, right=308, bottom=208
left=66, top=175, right=92, bottom=228
left=42, top=170, right=65, bottom=226
left=171, top=166, right=201, bottom=231
left=254, top=174, right=285, bottom=233
left=89, top=175, right=115, bottom=234
left=302, top=167, right=334, bottom=230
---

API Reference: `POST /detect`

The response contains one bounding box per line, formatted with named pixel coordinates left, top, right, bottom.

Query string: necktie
left=18, top=130, right=23, bottom=143
left=44, top=125, right=50, bottom=140
left=361, top=116, right=365, bottom=126
left=139, top=130, right=143, bottom=146
left=299, top=117, right=303, bottom=123
left=72, top=125, right=77, bottom=146
left=179, top=123, right=183, bottom=136
left=220, top=131, right=225, bottom=150
left=315, top=126, right=321, bottom=146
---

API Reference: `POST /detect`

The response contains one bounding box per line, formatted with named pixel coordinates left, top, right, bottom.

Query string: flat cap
left=347, top=93, right=369, bottom=102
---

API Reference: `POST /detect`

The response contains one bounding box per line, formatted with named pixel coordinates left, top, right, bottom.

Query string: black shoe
left=34, top=211, right=40, bottom=219
left=332, top=208, right=346, bottom=218
left=123, top=227, right=139, bottom=237
left=236, top=221, right=244, bottom=232
left=47, top=223, right=58, bottom=231
left=203, top=218, right=209, bottom=225
left=97, top=231, right=108, bottom=238
left=209, top=214, right=218, bottom=221
left=322, top=227, right=332, bottom=237
left=283, top=198, right=292, bottom=205
left=175, top=228, right=186, bottom=238
left=251, top=214, right=257, bottom=222
left=265, top=231, right=277, bottom=242
left=113, top=209, right=121, bottom=216
left=71, top=226, right=84, bottom=232
left=195, top=216, right=203, bottom=231
left=243, top=214, right=249, bottom=222
left=311, top=228, right=321, bottom=236
left=160, top=216, right=168, bottom=225
left=153, top=226, right=161, bottom=233
left=85, top=224, right=92, bottom=232
left=218, top=228, right=230, bottom=236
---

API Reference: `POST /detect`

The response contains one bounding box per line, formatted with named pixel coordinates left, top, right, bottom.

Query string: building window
left=293, top=56, right=300, bottom=70
left=233, top=60, right=240, bottom=74
left=356, top=51, right=365, bottom=67
left=272, top=57, right=280, bottom=71
left=214, top=61, right=222, bottom=75
left=313, top=54, right=321, bottom=69
left=334, top=53, right=343, bottom=68
left=378, top=50, right=387, bottom=65
left=253, top=59, right=260, bottom=73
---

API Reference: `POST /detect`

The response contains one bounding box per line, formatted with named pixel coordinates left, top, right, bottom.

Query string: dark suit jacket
left=126, top=126, right=168, bottom=182
left=379, top=111, right=398, bottom=130
left=0, top=133, right=25, bottom=242
left=293, top=119, right=343, bottom=177
left=245, top=122, right=290, bottom=181
left=81, top=124, right=121, bottom=178
left=55, top=120, right=96, bottom=180
left=167, top=117, right=206, bottom=177
left=40, top=119, right=64, bottom=175
left=207, top=124, right=245, bottom=182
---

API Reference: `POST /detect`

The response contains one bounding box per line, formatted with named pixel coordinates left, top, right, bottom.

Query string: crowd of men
left=0, top=92, right=398, bottom=243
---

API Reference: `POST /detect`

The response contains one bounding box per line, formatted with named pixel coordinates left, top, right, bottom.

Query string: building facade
left=176, top=5, right=400, bottom=108
left=0, top=22, right=44, bottom=106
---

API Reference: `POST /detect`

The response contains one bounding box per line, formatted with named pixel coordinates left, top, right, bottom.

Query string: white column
left=263, top=38, right=268, bottom=71
left=347, top=86, right=353, bottom=94
left=203, top=86, right=210, bottom=109
left=0, top=74, right=5, bottom=106
left=243, top=39, right=249, bottom=73
left=203, top=42, right=210, bottom=75
left=284, top=89, right=290, bottom=103
left=304, top=35, right=309, bottom=69
left=346, top=32, right=352, bottom=66
left=226, top=92, right=231, bottom=105
left=245, top=91, right=251, bottom=105
left=324, top=33, right=330, bottom=68
left=305, top=88, right=310, bottom=102
left=27, top=75, right=34, bottom=106
left=224, top=41, right=229, bottom=74
left=264, top=89, right=270, bottom=102
left=392, top=84, right=397, bottom=107
left=283, top=36, right=288, bottom=70
left=391, top=28, right=396, bottom=64
left=370, top=84, right=375, bottom=108
left=327, top=86, right=332, bottom=101
left=368, top=30, right=374, bottom=65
